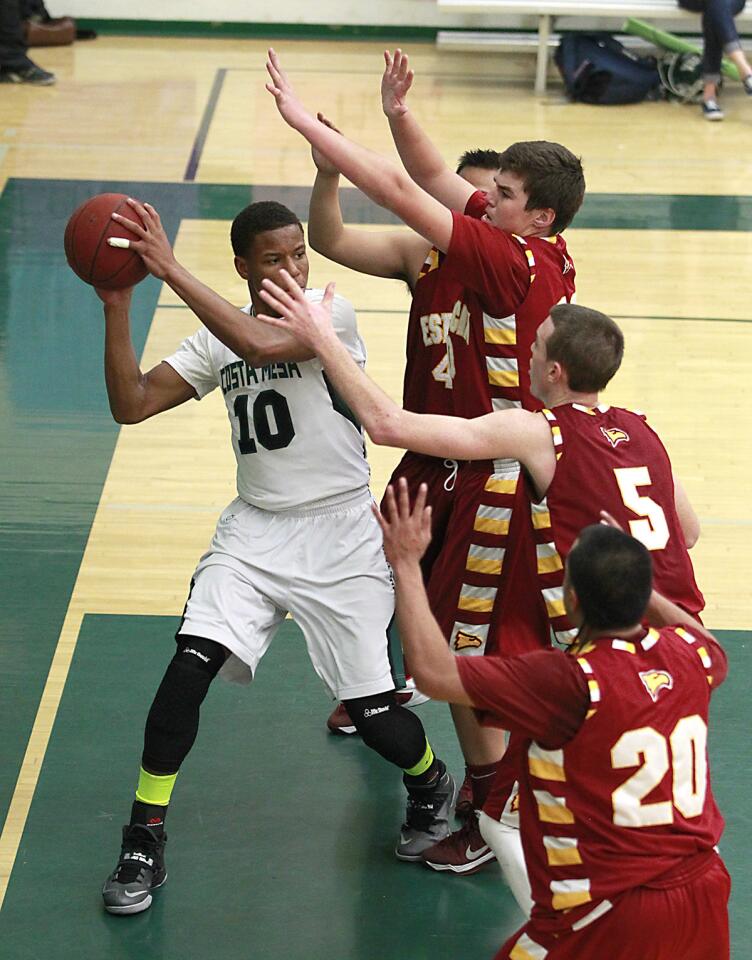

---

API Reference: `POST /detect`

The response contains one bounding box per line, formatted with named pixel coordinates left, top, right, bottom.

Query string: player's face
left=529, top=315, right=555, bottom=402
left=483, top=171, right=546, bottom=236
left=458, top=164, right=498, bottom=200
left=238, top=223, right=310, bottom=304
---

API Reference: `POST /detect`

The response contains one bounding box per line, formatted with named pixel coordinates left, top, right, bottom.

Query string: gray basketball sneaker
left=395, top=768, right=458, bottom=861
left=102, top=824, right=167, bottom=914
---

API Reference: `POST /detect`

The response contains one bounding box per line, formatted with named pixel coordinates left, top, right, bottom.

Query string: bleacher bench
left=437, top=0, right=752, bottom=94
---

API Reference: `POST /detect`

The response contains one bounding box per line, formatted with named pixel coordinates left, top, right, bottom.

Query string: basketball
left=64, top=193, right=149, bottom=290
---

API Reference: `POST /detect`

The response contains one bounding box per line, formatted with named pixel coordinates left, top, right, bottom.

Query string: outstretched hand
left=311, top=112, right=343, bottom=175
left=373, top=478, right=432, bottom=569
left=256, top=270, right=337, bottom=349
left=381, top=49, right=414, bottom=119
left=265, top=47, right=312, bottom=129
left=108, top=199, right=176, bottom=281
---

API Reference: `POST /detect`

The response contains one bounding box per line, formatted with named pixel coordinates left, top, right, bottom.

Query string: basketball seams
left=88, top=194, right=128, bottom=286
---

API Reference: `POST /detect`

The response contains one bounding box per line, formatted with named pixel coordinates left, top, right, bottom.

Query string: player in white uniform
left=98, top=200, right=455, bottom=915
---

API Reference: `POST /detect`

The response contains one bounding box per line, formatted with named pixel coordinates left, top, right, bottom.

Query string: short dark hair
left=547, top=303, right=624, bottom=392
left=567, top=525, right=653, bottom=631
left=497, top=141, right=585, bottom=234
left=456, top=148, right=501, bottom=174
left=230, top=201, right=303, bottom=258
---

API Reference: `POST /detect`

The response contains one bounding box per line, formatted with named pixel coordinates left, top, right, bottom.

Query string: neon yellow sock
left=135, top=767, right=178, bottom=806
left=403, top=742, right=435, bottom=778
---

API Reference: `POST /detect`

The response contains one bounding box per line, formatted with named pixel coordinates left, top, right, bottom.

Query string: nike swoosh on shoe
left=465, top=845, right=490, bottom=861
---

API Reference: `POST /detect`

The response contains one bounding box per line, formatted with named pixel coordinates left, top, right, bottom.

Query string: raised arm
left=256, top=270, right=553, bottom=471
left=374, top=480, right=472, bottom=704
left=266, top=49, right=455, bottom=253
left=308, top=116, right=430, bottom=285
left=381, top=49, right=475, bottom=213
left=98, top=287, right=196, bottom=424
left=111, top=199, right=315, bottom=366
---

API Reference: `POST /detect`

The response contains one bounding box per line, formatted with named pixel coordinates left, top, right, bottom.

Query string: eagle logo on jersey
left=639, top=669, right=674, bottom=702
left=454, top=630, right=483, bottom=651
left=510, top=791, right=520, bottom=814
left=601, top=426, right=630, bottom=448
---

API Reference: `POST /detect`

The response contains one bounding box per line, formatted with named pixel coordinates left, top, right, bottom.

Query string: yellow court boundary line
left=0, top=607, right=84, bottom=908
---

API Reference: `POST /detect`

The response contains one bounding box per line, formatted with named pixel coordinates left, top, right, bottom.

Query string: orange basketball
left=64, top=193, right=149, bottom=290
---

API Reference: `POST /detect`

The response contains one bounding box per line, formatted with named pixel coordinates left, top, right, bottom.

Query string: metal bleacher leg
left=534, top=13, right=551, bottom=95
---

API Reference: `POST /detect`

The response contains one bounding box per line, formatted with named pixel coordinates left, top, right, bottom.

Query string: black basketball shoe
left=102, top=823, right=167, bottom=914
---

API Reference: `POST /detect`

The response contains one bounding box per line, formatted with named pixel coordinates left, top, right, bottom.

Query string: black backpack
left=555, top=33, right=661, bottom=105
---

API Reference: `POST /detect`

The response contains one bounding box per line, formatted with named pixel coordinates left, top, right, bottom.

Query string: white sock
left=478, top=810, right=533, bottom=916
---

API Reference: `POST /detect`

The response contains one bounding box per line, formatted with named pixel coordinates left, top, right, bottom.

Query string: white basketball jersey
left=164, top=289, right=370, bottom=510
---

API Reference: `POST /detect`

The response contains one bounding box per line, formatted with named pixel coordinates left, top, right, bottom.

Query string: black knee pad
left=142, top=635, right=226, bottom=774
left=344, top=692, right=427, bottom=770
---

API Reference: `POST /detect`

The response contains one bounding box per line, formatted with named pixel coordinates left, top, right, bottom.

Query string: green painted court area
left=0, top=615, right=513, bottom=960
left=0, top=616, right=748, bottom=959
left=1, top=176, right=750, bottom=959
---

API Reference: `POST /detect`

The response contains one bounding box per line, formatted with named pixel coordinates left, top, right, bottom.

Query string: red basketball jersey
left=529, top=404, right=704, bottom=643
left=518, top=626, right=726, bottom=935
left=403, top=193, right=576, bottom=418
left=446, top=206, right=576, bottom=412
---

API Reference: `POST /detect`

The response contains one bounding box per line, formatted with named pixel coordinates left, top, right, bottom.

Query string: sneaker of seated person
left=702, top=99, right=724, bottom=121
left=0, top=63, right=56, bottom=85
left=420, top=810, right=497, bottom=875
left=744, top=75, right=752, bottom=95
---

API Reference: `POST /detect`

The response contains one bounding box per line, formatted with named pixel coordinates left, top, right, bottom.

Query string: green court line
left=6, top=179, right=752, bottom=232
left=73, top=19, right=752, bottom=42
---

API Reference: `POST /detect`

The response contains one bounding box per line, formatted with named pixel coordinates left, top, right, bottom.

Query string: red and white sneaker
left=420, top=811, right=496, bottom=875
left=396, top=677, right=430, bottom=708
left=326, top=702, right=357, bottom=735
left=455, top=773, right=474, bottom=821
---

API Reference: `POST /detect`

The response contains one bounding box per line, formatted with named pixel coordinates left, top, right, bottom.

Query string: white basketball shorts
left=177, top=488, right=397, bottom=700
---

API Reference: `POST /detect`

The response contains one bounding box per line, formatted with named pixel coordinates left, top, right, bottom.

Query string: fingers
left=316, top=112, right=341, bottom=134
left=383, top=484, right=398, bottom=523
left=111, top=212, right=146, bottom=238
left=262, top=269, right=304, bottom=301
left=421, top=503, right=433, bottom=541
left=397, top=476, right=411, bottom=520
left=125, top=196, right=151, bottom=223
left=142, top=201, right=162, bottom=228
left=266, top=47, right=285, bottom=89
left=322, top=281, right=336, bottom=310
left=258, top=286, right=290, bottom=317
left=371, top=501, right=389, bottom=537
left=413, top=481, right=428, bottom=517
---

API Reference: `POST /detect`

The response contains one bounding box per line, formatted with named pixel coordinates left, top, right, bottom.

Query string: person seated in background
left=0, top=0, right=56, bottom=84
left=677, top=0, right=752, bottom=119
